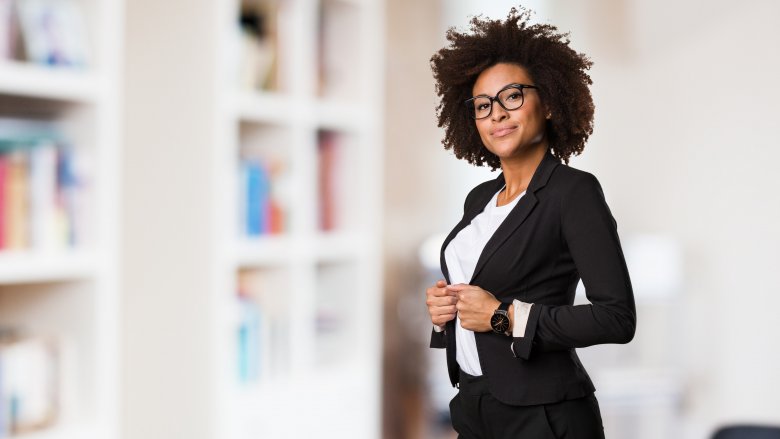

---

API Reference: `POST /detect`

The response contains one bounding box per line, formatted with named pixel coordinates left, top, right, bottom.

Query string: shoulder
left=549, top=165, right=614, bottom=223
left=549, top=163, right=603, bottom=195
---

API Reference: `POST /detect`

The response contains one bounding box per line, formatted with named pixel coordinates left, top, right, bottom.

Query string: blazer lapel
left=469, top=151, right=560, bottom=283
left=439, top=174, right=504, bottom=284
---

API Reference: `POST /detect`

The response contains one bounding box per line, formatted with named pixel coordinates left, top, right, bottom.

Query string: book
left=236, top=290, right=261, bottom=383
left=14, top=0, right=89, bottom=67
left=237, top=2, right=279, bottom=91
left=239, top=155, right=287, bottom=237
left=0, top=156, right=6, bottom=248
left=0, top=118, right=87, bottom=251
left=4, top=149, right=29, bottom=249
left=317, top=1, right=358, bottom=98
left=0, top=0, right=19, bottom=60
left=28, top=141, right=58, bottom=250
left=242, top=159, right=268, bottom=236
left=236, top=269, right=290, bottom=382
left=0, top=334, right=59, bottom=437
left=318, top=131, right=342, bottom=231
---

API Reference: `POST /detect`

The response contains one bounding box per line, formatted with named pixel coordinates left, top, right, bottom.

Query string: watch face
left=491, top=313, right=509, bottom=334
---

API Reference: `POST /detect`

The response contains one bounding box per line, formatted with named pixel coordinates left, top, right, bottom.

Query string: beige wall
left=382, top=1, right=451, bottom=438
left=548, top=0, right=780, bottom=434
left=121, top=0, right=217, bottom=438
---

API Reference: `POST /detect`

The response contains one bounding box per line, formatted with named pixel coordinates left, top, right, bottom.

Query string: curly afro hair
left=431, top=7, right=594, bottom=169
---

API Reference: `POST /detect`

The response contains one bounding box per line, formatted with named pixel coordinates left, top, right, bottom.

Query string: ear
left=544, top=104, right=552, bottom=120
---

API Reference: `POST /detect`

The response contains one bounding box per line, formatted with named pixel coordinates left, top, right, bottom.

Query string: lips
left=491, top=125, right=518, bottom=138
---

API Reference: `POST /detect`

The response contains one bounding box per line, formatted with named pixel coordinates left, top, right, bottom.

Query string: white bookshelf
left=212, top=0, right=384, bottom=437
left=0, top=0, right=122, bottom=437
left=0, top=62, right=102, bottom=102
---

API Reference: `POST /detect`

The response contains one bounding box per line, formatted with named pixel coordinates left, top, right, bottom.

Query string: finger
left=427, top=286, right=449, bottom=297
left=433, top=313, right=456, bottom=326
left=431, top=305, right=457, bottom=316
left=429, top=287, right=455, bottom=298
left=436, top=279, right=447, bottom=287
left=427, top=296, right=457, bottom=307
left=445, top=283, right=468, bottom=292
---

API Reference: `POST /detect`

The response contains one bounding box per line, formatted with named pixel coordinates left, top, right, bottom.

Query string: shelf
left=211, top=0, right=383, bottom=436
left=0, top=250, right=98, bottom=284
left=232, top=91, right=369, bottom=132
left=233, top=232, right=363, bottom=267
left=230, top=360, right=373, bottom=437
left=234, top=235, right=293, bottom=267
left=313, top=100, right=365, bottom=132
left=315, top=231, right=363, bottom=262
left=233, top=91, right=293, bottom=126
left=8, top=422, right=98, bottom=439
left=0, top=62, right=102, bottom=103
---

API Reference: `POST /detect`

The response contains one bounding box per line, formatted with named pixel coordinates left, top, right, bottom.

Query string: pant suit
left=429, top=150, right=636, bottom=438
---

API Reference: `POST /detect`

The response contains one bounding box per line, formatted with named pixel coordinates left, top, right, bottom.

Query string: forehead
left=472, top=63, right=533, bottom=96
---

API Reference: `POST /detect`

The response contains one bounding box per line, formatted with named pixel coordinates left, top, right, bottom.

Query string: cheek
left=475, top=121, right=491, bottom=144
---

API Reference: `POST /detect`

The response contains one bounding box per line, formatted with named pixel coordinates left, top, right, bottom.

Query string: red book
left=318, top=131, right=337, bottom=231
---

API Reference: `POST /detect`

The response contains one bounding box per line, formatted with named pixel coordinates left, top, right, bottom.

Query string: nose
left=490, top=100, right=509, bottom=122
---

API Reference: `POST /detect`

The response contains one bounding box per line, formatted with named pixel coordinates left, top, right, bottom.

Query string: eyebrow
left=472, top=83, right=527, bottom=97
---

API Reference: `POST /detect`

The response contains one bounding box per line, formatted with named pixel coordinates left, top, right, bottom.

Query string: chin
left=487, top=142, right=523, bottom=158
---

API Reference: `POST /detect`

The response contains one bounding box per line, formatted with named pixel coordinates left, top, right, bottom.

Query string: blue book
left=56, top=145, right=78, bottom=247
left=256, top=162, right=270, bottom=234
left=237, top=295, right=261, bottom=382
left=244, top=160, right=271, bottom=236
left=244, top=161, right=262, bottom=236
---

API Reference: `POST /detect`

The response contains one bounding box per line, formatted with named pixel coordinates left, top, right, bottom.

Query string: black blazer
left=430, top=150, right=636, bottom=406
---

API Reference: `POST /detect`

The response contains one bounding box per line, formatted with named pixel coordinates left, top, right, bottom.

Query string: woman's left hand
left=446, top=283, right=501, bottom=332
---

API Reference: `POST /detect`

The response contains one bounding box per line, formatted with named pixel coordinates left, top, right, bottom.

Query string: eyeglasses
left=464, top=84, right=538, bottom=120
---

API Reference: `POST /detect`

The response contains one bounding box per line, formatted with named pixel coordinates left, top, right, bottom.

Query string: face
left=471, top=63, right=549, bottom=163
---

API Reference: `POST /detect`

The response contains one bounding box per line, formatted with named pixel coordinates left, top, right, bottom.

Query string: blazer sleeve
left=430, top=326, right=446, bottom=348
left=511, top=172, right=636, bottom=360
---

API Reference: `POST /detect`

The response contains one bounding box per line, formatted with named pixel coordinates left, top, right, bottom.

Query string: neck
left=499, top=143, right=549, bottom=197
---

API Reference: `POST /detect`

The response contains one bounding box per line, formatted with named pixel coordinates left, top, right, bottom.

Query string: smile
left=491, top=126, right=518, bottom=138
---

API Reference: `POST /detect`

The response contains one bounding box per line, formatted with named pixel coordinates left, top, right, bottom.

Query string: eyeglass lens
left=471, top=86, right=526, bottom=119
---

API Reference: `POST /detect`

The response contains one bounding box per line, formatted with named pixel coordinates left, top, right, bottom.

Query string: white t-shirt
left=444, top=185, right=524, bottom=376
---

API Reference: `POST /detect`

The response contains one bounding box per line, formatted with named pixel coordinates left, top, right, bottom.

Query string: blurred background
left=0, top=0, right=778, bottom=438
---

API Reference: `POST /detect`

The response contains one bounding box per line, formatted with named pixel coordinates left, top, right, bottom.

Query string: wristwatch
left=490, top=302, right=511, bottom=335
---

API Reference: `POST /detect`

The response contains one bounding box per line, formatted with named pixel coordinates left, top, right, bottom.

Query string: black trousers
left=449, top=370, right=606, bottom=439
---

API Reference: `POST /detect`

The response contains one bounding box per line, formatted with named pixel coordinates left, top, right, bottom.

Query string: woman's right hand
left=426, top=279, right=458, bottom=327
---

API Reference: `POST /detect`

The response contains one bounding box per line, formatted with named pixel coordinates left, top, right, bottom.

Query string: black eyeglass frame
left=464, top=83, right=539, bottom=120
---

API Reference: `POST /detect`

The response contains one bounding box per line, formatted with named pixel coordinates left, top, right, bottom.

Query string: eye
left=476, top=102, right=491, bottom=111
left=505, top=91, right=522, bottom=102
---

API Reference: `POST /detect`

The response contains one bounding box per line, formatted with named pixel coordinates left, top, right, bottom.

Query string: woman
left=425, top=8, right=636, bottom=438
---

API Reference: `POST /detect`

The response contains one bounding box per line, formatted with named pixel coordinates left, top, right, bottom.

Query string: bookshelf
left=213, top=0, right=384, bottom=437
left=0, top=0, right=121, bottom=438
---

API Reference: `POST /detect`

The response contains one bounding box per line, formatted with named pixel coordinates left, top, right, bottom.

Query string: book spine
left=0, top=344, right=6, bottom=437
left=244, top=161, right=261, bottom=236
left=0, top=155, right=7, bottom=250
left=56, top=145, right=81, bottom=248
left=5, top=150, right=29, bottom=249
left=0, top=336, right=59, bottom=435
left=28, top=142, right=58, bottom=250
left=318, top=131, right=337, bottom=231
left=236, top=293, right=262, bottom=383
